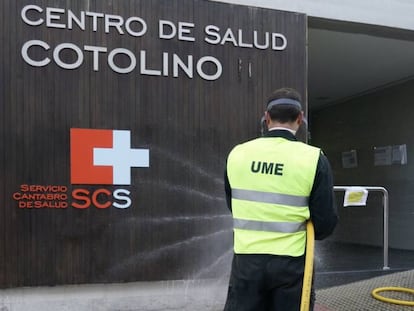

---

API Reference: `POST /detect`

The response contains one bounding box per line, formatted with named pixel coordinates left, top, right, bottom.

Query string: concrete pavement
left=0, top=279, right=228, bottom=311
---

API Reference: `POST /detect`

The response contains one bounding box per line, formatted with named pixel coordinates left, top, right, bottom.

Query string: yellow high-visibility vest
left=227, top=137, right=320, bottom=257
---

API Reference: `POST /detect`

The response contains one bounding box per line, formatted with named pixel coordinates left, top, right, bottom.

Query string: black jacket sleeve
left=224, top=167, right=232, bottom=212
left=309, top=152, right=338, bottom=240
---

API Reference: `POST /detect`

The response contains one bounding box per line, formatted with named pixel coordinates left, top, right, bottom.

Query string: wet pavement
left=0, top=240, right=413, bottom=310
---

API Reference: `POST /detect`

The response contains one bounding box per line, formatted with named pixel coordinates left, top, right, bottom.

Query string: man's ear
left=297, top=111, right=304, bottom=125
left=264, top=111, right=271, bottom=125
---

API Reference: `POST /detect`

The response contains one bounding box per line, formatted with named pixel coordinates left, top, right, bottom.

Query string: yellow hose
left=371, top=287, right=414, bottom=306
left=300, top=221, right=315, bottom=311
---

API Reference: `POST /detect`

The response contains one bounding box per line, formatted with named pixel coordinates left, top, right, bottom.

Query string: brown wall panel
left=0, top=0, right=306, bottom=288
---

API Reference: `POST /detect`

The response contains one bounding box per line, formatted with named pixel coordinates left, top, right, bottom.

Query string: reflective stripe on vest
left=232, top=188, right=308, bottom=207
left=234, top=218, right=306, bottom=233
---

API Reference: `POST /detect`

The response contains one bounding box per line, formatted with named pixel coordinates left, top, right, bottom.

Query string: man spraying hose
left=223, top=87, right=338, bottom=311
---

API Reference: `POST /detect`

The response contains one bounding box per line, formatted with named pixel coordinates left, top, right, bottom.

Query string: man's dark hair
left=266, top=87, right=302, bottom=123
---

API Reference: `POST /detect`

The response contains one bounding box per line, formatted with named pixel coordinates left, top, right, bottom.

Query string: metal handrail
left=333, top=186, right=390, bottom=270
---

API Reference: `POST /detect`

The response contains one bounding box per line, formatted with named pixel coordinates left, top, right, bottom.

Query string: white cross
left=93, top=130, right=149, bottom=185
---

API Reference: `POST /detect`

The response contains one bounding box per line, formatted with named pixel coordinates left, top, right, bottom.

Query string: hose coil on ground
left=371, top=286, right=414, bottom=306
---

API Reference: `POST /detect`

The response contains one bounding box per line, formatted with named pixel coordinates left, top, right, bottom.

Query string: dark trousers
left=223, top=254, right=314, bottom=311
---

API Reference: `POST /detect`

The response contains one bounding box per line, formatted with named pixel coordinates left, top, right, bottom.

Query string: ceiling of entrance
left=308, top=27, right=414, bottom=111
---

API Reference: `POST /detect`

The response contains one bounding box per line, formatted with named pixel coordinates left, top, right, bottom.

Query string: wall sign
left=374, top=144, right=407, bottom=166
left=341, top=149, right=358, bottom=168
